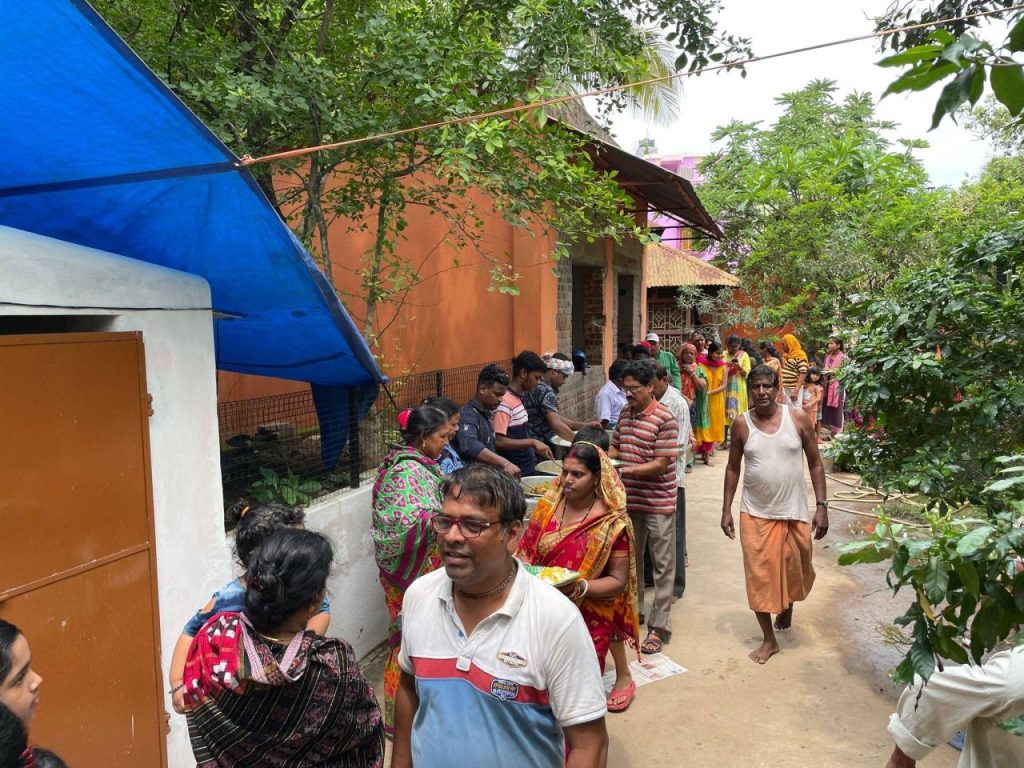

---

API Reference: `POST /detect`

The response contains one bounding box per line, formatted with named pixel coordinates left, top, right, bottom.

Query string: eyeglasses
left=430, top=514, right=499, bottom=538
left=623, top=384, right=646, bottom=393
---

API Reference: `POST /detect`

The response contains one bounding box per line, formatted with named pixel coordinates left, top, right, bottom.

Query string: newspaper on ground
left=602, top=652, right=687, bottom=692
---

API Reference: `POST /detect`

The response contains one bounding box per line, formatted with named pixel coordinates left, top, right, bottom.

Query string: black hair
left=608, top=359, right=628, bottom=381
left=234, top=502, right=305, bottom=570
left=726, top=335, right=741, bottom=346
left=740, top=338, right=763, bottom=364
left=652, top=362, right=670, bottom=380
left=806, top=366, right=824, bottom=382
left=829, top=335, right=845, bottom=351
left=420, top=396, right=459, bottom=419
left=245, top=528, right=333, bottom=635
left=551, top=352, right=571, bottom=362
left=748, top=364, right=779, bottom=387
left=31, top=749, right=69, bottom=768
left=621, top=361, right=654, bottom=386
left=477, top=363, right=510, bottom=389
left=564, top=441, right=602, bottom=480
left=0, top=703, right=26, bottom=768
left=573, top=426, right=610, bottom=451
left=631, top=344, right=652, bottom=359
left=512, top=350, right=546, bottom=378
left=401, top=404, right=448, bottom=445
left=440, top=464, right=525, bottom=529
left=0, top=620, right=20, bottom=684
left=707, top=341, right=723, bottom=356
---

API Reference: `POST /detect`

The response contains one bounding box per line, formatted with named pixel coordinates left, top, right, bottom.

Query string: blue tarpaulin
left=0, top=1, right=382, bottom=467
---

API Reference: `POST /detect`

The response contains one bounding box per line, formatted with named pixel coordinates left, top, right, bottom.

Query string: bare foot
left=774, top=604, right=794, bottom=631
left=749, top=640, right=780, bottom=664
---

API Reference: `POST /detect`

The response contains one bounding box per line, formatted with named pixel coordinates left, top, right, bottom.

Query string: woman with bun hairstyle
left=370, top=404, right=448, bottom=738
left=168, top=502, right=329, bottom=715
left=183, top=528, right=384, bottom=767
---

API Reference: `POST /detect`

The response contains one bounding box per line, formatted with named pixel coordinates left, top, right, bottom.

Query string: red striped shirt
left=613, top=399, right=678, bottom=515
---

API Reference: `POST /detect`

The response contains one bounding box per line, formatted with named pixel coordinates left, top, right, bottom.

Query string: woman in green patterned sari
left=370, top=404, right=449, bottom=738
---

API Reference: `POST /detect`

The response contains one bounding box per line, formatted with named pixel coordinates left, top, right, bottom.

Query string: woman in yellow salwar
left=518, top=441, right=640, bottom=711
left=722, top=335, right=752, bottom=448
left=694, top=341, right=728, bottom=465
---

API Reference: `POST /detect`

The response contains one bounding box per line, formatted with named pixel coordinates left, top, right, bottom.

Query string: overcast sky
left=608, top=0, right=1010, bottom=187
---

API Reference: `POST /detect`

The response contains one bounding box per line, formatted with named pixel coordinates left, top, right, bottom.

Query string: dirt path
left=604, top=459, right=959, bottom=768
left=363, top=460, right=961, bottom=767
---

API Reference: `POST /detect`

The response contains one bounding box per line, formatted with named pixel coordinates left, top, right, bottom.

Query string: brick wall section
left=556, top=257, right=573, bottom=354
left=581, top=267, right=605, bottom=368
left=557, top=370, right=606, bottom=422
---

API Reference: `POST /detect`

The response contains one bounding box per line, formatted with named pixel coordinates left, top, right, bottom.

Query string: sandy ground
left=364, top=460, right=961, bottom=767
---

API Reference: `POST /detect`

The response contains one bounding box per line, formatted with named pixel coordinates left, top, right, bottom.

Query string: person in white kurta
left=886, top=645, right=1024, bottom=768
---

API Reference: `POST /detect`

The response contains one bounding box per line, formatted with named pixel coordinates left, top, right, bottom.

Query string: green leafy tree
left=965, top=95, right=1024, bottom=154
left=874, top=3, right=1024, bottom=128
left=833, top=222, right=1024, bottom=686
left=94, top=0, right=750, bottom=346
left=694, top=80, right=940, bottom=342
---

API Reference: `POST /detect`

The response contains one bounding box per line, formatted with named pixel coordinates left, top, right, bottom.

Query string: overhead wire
left=238, top=4, right=1024, bottom=167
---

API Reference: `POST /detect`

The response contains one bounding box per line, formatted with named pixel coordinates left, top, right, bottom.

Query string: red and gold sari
left=517, top=447, right=639, bottom=669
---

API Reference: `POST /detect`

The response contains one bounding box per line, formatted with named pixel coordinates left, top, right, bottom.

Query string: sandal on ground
left=607, top=680, right=637, bottom=713
left=640, top=631, right=665, bottom=655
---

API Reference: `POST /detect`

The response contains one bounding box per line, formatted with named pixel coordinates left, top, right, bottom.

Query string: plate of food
left=535, top=459, right=563, bottom=476
left=523, top=564, right=580, bottom=588
left=520, top=476, right=555, bottom=497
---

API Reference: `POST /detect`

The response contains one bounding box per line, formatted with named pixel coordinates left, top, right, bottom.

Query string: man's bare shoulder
left=731, top=412, right=750, bottom=442
left=789, top=405, right=814, bottom=430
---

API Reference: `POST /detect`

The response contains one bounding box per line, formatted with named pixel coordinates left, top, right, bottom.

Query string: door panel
left=0, top=332, right=165, bottom=767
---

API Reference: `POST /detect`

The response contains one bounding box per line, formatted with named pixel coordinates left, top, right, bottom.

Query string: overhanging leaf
left=923, top=556, right=950, bottom=604
left=1007, top=17, right=1024, bottom=53
left=930, top=67, right=976, bottom=129
left=955, top=525, right=994, bottom=556
left=991, top=63, right=1024, bottom=117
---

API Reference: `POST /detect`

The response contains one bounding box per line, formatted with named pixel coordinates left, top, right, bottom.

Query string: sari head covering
left=782, top=333, right=808, bottom=362
left=184, top=612, right=384, bottom=768
left=517, top=444, right=639, bottom=654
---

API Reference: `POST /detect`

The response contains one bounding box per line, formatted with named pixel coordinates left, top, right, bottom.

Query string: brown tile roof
left=645, top=243, right=738, bottom=288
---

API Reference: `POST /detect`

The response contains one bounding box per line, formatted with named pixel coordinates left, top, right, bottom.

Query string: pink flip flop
left=607, top=680, right=637, bottom=713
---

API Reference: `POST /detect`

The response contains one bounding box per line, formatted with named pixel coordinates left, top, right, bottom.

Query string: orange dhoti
left=739, top=512, right=815, bottom=614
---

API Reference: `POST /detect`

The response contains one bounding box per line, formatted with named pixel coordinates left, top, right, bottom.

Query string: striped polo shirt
left=494, top=388, right=537, bottom=475
left=398, top=563, right=607, bottom=768
left=613, top=398, right=678, bottom=514
left=781, top=356, right=808, bottom=390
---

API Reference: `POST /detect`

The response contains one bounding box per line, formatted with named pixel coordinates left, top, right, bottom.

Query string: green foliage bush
left=835, top=222, right=1024, bottom=686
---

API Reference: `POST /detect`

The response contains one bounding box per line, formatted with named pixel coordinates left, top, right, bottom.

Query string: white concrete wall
left=1, top=226, right=390, bottom=766
left=305, top=487, right=390, bottom=660
left=0, top=226, right=232, bottom=768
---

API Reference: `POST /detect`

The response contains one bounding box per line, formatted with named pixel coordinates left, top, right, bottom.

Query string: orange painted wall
left=218, top=175, right=561, bottom=402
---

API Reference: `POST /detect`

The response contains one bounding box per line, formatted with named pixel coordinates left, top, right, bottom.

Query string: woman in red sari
left=518, top=441, right=639, bottom=710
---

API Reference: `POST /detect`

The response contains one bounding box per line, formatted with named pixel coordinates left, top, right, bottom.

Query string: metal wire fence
left=217, top=360, right=511, bottom=517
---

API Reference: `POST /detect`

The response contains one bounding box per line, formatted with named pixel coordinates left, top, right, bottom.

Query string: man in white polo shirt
left=391, top=464, right=608, bottom=768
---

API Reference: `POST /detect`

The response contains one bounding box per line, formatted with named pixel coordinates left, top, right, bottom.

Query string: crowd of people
left=6, top=328, right=1019, bottom=768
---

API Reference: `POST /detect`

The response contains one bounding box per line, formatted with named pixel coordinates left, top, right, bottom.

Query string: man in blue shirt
left=454, top=364, right=522, bottom=478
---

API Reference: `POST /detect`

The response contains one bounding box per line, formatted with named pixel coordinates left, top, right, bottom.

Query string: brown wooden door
left=0, top=332, right=166, bottom=767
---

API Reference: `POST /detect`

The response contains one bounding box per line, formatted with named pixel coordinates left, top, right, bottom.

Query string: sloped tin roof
left=646, top=243, right=738, bottom=288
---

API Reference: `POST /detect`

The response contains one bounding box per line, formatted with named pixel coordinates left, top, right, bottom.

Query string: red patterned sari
left=517, top=447, right=639, bottom=669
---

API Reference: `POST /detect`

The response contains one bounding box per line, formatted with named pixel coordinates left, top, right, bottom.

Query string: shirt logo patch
left=489, top=679, right=520, bottom=701
left=497, top=650, right=528, bottom=669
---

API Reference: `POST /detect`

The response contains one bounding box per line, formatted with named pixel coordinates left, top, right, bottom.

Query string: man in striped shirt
left=609, top=361, right=679, bottom=655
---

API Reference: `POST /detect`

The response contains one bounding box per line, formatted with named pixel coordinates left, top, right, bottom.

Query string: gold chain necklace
left=457, top=563, right=517, bottom=600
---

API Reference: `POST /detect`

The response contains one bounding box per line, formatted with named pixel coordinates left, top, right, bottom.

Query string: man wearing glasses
left=391, top=464, right=608, bottom=768
left=609, top=361, right=679, bottom=656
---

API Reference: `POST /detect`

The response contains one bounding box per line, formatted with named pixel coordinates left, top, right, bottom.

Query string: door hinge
left=147, top=393, right=154, bottom=417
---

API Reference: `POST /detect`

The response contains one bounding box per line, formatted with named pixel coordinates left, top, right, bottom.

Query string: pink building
left=643, top=152, right=714, bottom=259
